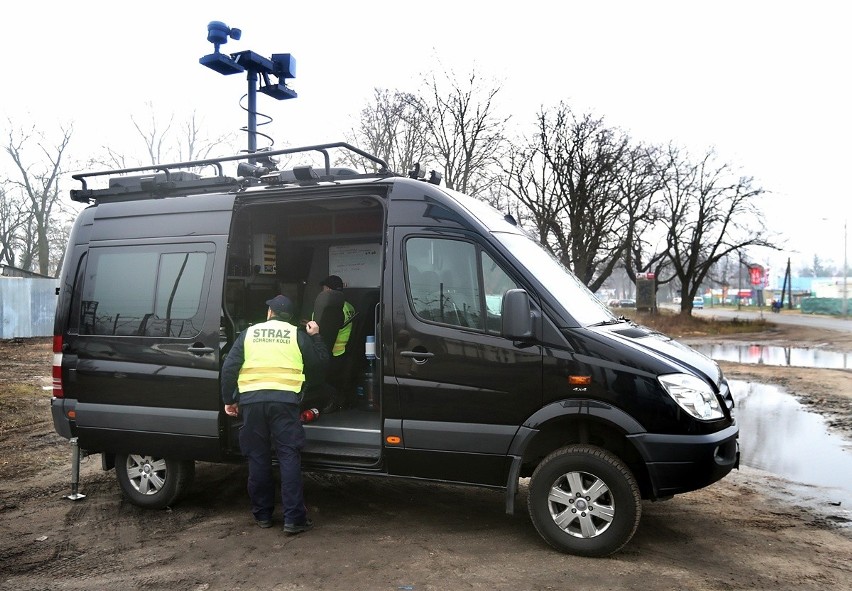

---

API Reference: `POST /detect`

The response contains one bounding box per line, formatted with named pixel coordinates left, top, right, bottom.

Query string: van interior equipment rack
left=70, top=142, right=394, bottom=204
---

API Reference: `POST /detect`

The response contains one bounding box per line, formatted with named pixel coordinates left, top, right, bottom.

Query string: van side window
left=481, top=252, right=519, bottom=334
left=405, top=237, right=482, bottom=329
left=80, top=247, right=210, bottom=337
left=67, top=252, right=88, bottom=335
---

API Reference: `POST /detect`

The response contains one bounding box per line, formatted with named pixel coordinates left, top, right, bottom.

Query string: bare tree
left=535, top=105, right=633, bottom=291
left=499, top=105, right=665, bottom=292
left=16, top=214, right=38, bottom=272
left=708, top=253, right=741, bottom=300
left=414, top=70, right=508, bottom=196
left=618, top=143, right=669, bottom=283
left=132, top=103, right=175, bottom=165
left=93, top=103, right=237, bottom=170
left=0, top=186, right=27, bottom=267
left=660, top=145, right=775, bottom=314
left=499, top=136, right=559, bottom=245
left=4, top=124, right=73, bottom=276
left=344, top=88, right=429, bottom=175
left=177, top=111, right=236, bottom=163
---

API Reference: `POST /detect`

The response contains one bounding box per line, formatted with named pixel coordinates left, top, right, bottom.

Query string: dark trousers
left=304, top=353, right=350, bottom=411
left=328, top=352, right=351, bottom=405
left=238, top=401, right=307, bottom=524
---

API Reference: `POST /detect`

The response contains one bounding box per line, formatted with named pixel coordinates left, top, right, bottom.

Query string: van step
left=303, top=442, right=381, bottom=466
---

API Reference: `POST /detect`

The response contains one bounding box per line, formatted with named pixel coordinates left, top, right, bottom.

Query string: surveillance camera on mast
left=199, top=21, right=244, bottom=75
left=199, top=21, right=297, bottom=160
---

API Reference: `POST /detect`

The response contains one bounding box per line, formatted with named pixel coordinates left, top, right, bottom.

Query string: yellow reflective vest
left=237, top=319, right=305, bottom=393
left=333, top=301, right=356, bottom=356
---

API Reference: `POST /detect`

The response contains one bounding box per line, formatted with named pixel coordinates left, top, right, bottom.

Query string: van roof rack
left=70, top=142, right=394, bottom=203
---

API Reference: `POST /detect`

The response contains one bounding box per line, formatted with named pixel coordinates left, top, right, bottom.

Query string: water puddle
left=692, top=344, right=850, bottom=369
left=730, top=379, right=852, bottom=524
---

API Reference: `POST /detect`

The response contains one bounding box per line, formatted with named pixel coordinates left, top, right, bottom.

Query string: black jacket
left=313, top=289, right=346, bottom=356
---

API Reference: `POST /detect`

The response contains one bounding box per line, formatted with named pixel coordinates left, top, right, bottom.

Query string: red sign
left=748, top=265, right=765, bottom=287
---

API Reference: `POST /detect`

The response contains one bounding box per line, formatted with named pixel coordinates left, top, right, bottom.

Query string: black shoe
left=255, top=518, right=273, bottom=529
left=283, top=519, right=314, bottom=535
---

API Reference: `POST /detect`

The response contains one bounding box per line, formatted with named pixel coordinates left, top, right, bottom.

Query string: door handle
left=188, top=344, right=215, bottom=355
left=401, top=350, right=435, bottom=359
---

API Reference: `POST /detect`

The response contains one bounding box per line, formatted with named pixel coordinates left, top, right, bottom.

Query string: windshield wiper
left=589, top=317, right=626, bottom=327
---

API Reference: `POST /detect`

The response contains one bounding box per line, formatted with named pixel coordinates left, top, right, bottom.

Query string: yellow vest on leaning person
left=333, top=301, right=356, bottom=356
left=237, top=319, right=305, bottom=393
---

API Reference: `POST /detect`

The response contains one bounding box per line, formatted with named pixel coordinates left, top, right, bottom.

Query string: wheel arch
left=511, top=400, right=654, bottom=499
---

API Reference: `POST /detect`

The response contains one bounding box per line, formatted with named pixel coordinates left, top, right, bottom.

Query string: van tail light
left=52, top=335, right=64, bottom=399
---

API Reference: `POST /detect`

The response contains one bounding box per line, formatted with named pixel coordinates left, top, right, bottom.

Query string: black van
left=51, top=142, right=738, bottom=557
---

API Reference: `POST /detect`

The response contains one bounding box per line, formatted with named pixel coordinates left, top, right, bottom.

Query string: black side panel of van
left=385, top=224, right=544, bottom=486
left=61, top=193, right=235, bottom=461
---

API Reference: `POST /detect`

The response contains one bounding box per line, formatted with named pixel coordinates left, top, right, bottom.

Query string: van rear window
left=80, top=246, right=211, bottom=337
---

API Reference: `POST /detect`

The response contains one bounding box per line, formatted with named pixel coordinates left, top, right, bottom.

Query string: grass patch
left=629, top=309, right=769, bottom=338
left=0, top=383, right=48, bottom=434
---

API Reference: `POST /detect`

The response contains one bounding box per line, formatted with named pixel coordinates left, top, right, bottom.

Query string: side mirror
left=502, top=289, right=534, bottom=340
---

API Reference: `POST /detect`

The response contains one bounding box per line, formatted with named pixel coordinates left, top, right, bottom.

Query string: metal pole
left=785, top=258, right=792, bottom=309
left=247, top=70, right=257, bottom=160
left=737, top=253, right=742, bottom=311
left=65, top=437, right=86, bottom=501
left=843, top=220, right=849, bottom=319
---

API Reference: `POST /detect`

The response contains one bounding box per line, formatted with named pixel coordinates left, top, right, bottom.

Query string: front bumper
left=628, top=422, right=739, bottom=498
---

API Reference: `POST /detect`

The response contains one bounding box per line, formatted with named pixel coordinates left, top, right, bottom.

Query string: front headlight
left=658, top=373, right=724, bottom=420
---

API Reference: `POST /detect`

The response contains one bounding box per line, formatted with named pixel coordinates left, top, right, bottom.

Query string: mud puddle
left=693, top=344, right=850, bottom=369
left=730, top=379, right=852, bottom=526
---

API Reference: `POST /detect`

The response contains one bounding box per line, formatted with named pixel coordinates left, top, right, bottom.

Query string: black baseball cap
left=265, top=294, right=294, bottom=316
left=320, top=275, right=344, bottom=291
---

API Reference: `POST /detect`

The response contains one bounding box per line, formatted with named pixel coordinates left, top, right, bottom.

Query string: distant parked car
left=693, top=297, right=704, bottom=309
left=672, top=296, right=682, bottom=304
left=618, top=298, right=636, bottom=308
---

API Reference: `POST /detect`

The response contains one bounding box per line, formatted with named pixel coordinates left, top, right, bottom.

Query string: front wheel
left=115, top=453, right=195, bottom=509
left=527, top=445, right=641, bottom=557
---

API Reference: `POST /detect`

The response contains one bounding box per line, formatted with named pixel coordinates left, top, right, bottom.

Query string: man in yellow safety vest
left=221, top=294, right=329, bottom=533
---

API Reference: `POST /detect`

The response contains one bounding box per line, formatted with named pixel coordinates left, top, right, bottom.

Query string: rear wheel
left=115, top=453, right=195, bottom=509
left=527, top=445, right=641, bottom=557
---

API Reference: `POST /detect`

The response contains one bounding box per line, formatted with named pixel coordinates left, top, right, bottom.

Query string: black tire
left=115, top=453, right=195, bottom=509
left=527, top=445, right=641, bottom=557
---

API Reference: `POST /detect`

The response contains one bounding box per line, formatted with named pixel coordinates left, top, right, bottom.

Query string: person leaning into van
left=221, top=294, right=329, bottom=533
left=311, top=275, right=355, bottom=411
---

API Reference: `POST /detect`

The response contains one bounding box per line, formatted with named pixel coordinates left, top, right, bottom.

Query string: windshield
left=495, top=232, right=615, bottom=326
left=443, top=189, right=615, bottom=326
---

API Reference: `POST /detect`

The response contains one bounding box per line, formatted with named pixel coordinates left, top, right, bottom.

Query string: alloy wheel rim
left=546, top=470, right=616, bottom=538
left=126, top=455, right=168, bottom=495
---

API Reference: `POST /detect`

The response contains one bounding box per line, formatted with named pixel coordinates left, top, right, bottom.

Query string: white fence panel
left=0, top=278, right=58, bottom=338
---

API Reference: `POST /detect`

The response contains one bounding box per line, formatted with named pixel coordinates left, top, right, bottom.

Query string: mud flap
left=504, top=455, right=523, bottom=515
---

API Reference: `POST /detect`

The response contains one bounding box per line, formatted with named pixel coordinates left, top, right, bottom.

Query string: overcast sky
left=3, top=1, right=849, bottom=279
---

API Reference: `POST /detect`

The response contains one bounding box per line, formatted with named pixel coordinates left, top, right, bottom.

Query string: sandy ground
left=1, top=327, right=851, bottom=591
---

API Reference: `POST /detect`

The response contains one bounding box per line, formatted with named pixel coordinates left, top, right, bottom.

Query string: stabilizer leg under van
left=64, top=437, right=87, bottom=501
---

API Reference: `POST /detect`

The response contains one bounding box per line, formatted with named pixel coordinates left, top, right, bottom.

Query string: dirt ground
left=1, top=326, right=851, bottom=591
